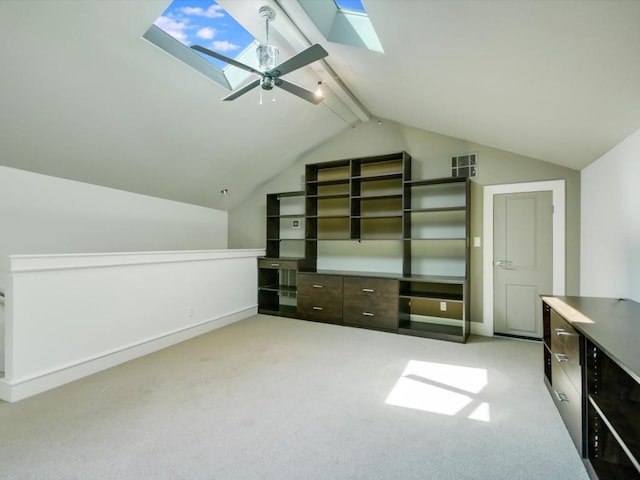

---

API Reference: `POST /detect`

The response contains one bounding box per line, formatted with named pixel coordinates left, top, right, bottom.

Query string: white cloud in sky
left=154, top=16, right=189, bottom=43
left=182, top=5, right=224, bottom=18
left=196, top=27, right=216, bottom=40
left=212, top=40, right=240, bottom=52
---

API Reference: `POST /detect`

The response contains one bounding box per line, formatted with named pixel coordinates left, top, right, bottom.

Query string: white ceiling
left=1, top=0, right=639, bottom=211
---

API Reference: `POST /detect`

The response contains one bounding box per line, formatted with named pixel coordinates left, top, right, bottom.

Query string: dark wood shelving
left=259, top=305, right=298, bottom=318
left=306, top=193, right=350, bottom=199
left=589, top=459, right=639, bottom=480
left=260, top=152, right=469, bottom=344
left=398, top=318, right=464, bottom=341
left=267, top=214, right=304, bottom=219
left=404, top=177, right=465, bottom=186
left=258, top=284, right=298, bottom=294
left=354, top=214, right=403, bottom=219
left=398, top=291, right=463, bottom=301
left=352, top=172, right=404, bottom=182
left=589, top=395, right=640, bottom=469
left=399, top=273, right=466, bottom=283
left=404, top=206, right=466, bottom=213
left=353, top=193, right=403, bottom=200
left=403, top=236, right=467, bottom=241
left=543, top=296, right=640, bottom=480
left=306, top=178, right=350, bottom=186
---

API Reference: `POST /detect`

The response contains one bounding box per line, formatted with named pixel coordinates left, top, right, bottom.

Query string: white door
left=493, top=191, right=553, bottom=338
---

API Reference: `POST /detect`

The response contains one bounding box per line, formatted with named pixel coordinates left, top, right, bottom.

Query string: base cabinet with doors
left=542, top=296, right=640, bottom=479
left=257, top=151, right=470, bottom=342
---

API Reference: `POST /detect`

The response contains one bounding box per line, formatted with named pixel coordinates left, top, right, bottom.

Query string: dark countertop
left=542, top=296, right=640, bottom=384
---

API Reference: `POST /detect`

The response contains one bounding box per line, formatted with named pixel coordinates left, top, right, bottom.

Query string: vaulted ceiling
left=1, top=0, right=639, bottom=211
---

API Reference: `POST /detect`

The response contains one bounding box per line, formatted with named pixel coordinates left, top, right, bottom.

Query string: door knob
left=494, top=260, right=512, bottom=266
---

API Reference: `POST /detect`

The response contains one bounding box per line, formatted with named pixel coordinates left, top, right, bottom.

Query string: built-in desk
left=542, top=296, right=640, bottom=479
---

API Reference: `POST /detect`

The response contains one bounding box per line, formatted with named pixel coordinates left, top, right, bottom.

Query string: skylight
left=144, top=0, right=258, bottom=89
left=334, top=0, right=366, bottom=13
left=300, top=0, right=383, bottom=53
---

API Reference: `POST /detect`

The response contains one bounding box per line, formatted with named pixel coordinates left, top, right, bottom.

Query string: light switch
left=473, top=236, right=481, bottom=247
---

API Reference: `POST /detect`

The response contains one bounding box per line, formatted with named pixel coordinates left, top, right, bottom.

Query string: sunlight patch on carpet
left=386, top=360, right=490, bottom=421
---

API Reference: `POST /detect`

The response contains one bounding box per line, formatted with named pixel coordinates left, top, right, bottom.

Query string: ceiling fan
left=191, top=6, right=328, bottom=104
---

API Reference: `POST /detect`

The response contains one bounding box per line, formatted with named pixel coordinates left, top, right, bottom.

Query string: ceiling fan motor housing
left=261, top=77, right=276, bottom=90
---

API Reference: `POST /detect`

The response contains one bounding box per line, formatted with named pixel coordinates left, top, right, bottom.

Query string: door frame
left=479, top=180, right=566, bottom=337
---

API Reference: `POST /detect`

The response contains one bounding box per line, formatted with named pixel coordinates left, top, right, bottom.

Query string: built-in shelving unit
left=258, top=151, right=470, bottom=343
left=587, top=338, right=640, bottom=478
left=259, top=191, right=306, bottom=318
left=400, top=176, right=469, bottom=341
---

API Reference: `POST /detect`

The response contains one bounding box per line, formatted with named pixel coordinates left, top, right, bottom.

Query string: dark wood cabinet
left=297, top=273, right=343, bottom=324
left=542, top=296, right=640, bottom=479
left=342, top=276, right=398, bottom=330
left=545, top=307, right=585, bottom=455
left=258, top=257, right=301, bottom=318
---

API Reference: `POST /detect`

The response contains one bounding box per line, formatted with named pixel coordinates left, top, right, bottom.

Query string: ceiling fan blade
left=276, top=79, right=324, bottom=105
left=191, top=45, right=262, bottom=75
left=223, top=78, right=262, bottom=101
left=268, top=44, right=328, bottom=77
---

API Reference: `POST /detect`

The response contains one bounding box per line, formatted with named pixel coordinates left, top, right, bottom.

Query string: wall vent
left=451, top=153, right=477, bottom=177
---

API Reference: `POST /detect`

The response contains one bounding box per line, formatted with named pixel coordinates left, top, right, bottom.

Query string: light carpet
left=0, top=315, right=589, bottom=479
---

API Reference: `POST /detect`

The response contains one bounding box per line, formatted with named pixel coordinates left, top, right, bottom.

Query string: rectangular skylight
left=152, top=0, right=256, bottom=70
left=302, top=0, right=383, bottom=53
left=334, top=0, right=366, bottom=13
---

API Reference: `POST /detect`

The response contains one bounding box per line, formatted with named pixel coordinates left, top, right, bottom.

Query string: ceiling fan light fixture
left=257, top=44, right=278, bottom=72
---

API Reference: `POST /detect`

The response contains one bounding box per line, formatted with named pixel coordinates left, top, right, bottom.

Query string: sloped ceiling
left=1, top=0, right=639, bottom=211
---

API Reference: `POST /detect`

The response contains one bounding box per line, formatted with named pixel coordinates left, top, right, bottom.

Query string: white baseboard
left=0, top=306, right=256, bottom=403
left=471, top=320, right=493, bottom=337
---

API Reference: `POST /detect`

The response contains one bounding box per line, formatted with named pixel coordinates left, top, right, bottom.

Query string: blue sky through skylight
left=154, top=0, right=256, bottom=69
left=334, top=0, right=366, bottom=12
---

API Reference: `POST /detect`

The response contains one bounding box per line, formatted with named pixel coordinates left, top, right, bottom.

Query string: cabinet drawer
left=258, top=258, right=298, bottom=270
left=298, top=295, right=342, bottom=324
left=343, top=276, right=398, bottom=299
left=298, top=273, right=343, bottom=297
left=551, top=363, right=583, bottom=453
left=343, top=277, right=398, bottom=330
left=550, top=310, right=582, bottom=389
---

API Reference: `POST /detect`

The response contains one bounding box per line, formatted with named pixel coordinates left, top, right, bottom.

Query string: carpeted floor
left=0, top=315, right=589, bottom=479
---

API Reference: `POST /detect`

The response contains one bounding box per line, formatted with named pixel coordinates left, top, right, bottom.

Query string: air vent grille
left=451, top=153, right=477, bottom=177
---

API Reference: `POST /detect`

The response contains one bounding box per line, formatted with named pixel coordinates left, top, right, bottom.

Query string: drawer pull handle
left=554, top=353, right=569, bottom=362
left=554, top=328, right=576, bottom=337
left=312, top=284, right=324, bottom=288
left=362, top=312, right=374, bottom=317
left=362, top=288, right=375, bottom=293
left=270, top=263, right=280, bottom=267
left=554, top=390, right=569, bottom=402
left=312, top=306, right=323, bottom=311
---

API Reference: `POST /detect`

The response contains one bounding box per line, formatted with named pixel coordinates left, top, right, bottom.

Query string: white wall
left=0, top=165, right=228, bottom=386
left=1, top=249, right=262, bottom=402
left=581, top=127, right=640, bottom=302
left=0, top=166, right=228, bottom=268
